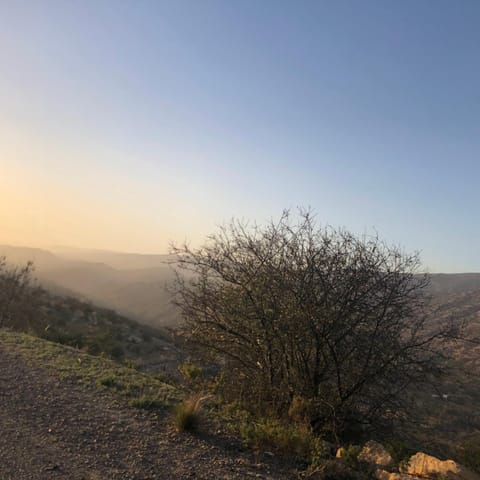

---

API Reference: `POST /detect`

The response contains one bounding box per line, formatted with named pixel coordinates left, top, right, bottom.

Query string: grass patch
left=0, top=329, right=179, bottom=410
left=97, top=374, right=120, bottom=388
left=215, top=403, right=329, bottom=467
left=130, top=395, right=169, bottom=410
left=240, top=416, right=327, bottom=465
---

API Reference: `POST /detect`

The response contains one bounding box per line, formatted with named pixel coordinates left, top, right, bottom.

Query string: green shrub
left=238, top=416, right=328, bottom=466
left=215, top=400, right=331, bottom=468
left=310, top=436, right=330, bottom=469
left=240, top=417, right=304, bottom=453
left=341, top=445, right=362, bottom=470
left=385, top=439, right=414, bottom=466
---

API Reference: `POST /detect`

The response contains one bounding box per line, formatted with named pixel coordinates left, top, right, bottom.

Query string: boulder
left=358, top=440, right=394, bottom=468
left=406, top=452, right=480, bottom=480
left=336, top=447, right=345, bottom=458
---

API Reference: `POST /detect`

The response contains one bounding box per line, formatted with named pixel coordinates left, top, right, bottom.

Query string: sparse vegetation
left=0, top=257, right=177, bottom=370
left=384, top=439, right=415, bottom=467
left=0, top=330, right=179, bottom=410
left=0, top=257, right=40, bottom=329
left=455, top=436, right=480, bottom=473
left=240, top=417, right=327, bottom=464
left=179, top=361, right=203, bottom=382
left=0, top=243, right=476, bottom=475
left=129, top=395, right=169, bottom=411
left=97, top=374, right=119, bottom=388
left=340, top=445, right=362, bottom=470
left=213, top=401, right=329, bottom=468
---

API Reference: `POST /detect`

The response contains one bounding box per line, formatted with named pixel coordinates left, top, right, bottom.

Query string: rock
left=406, top=452, right=480, bottom=480
left=358, top=440, right=394, bottom=468
left=336, top=447, right=345, bottom=458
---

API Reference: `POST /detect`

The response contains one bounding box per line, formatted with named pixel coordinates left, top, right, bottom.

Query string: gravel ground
left=0, top=346, right=301, bottom=480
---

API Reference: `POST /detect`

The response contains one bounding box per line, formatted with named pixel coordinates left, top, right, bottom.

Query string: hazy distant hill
left=51, top=246, right=174, bottom=270
left=0, top=245, right=63, bottom=269
left=429, top=273, right=480, bottom=294
left=0, top=245, right=179, bottom=327
left=3, top=244, right=480, bottom=331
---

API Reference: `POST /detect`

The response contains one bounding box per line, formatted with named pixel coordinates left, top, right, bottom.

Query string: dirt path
left=0, top=347, right=297, bottom=480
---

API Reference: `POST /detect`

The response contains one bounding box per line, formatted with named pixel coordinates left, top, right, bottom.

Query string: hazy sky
left=1, top=1, right=479, bottom=272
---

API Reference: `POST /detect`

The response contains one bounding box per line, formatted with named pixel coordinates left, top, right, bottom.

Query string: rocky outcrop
left=325, top=443, right=480, bottom=480
left=358, top=440, right=394, bottom=468
left=405, top=452, right=480, bottom=480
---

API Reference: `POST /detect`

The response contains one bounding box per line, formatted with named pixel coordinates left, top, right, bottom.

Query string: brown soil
left=0, top=346, right=299, bottom=480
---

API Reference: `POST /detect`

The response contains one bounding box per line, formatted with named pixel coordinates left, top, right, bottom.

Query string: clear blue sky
left=1, top=1, right=479, bottom=272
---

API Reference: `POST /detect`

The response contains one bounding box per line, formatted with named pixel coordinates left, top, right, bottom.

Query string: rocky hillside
left=409, top=288, right=480, bottom=455
left=0, top=245, right=179, bottom=327
left=22, top=289, right=184, bottom=378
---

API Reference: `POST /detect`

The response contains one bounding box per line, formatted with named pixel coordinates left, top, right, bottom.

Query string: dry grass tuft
left=174, top=394, right=204, bottom=432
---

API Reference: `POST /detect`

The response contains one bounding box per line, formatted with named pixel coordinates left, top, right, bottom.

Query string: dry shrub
left=174, top=395, right=203, bottom=432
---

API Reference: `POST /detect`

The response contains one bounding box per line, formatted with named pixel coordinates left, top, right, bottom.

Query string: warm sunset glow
left=1, top=2, right=480, bottom=272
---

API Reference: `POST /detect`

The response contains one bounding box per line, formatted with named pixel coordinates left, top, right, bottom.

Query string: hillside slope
left=405, top=288, right=480, bottom=456
left=0, top=245, right=179, bottom=327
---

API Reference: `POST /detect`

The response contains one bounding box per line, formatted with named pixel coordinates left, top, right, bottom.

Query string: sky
left=1, top=1, right=479, bottom=272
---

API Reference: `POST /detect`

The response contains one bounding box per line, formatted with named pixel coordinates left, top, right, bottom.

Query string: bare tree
left=170, top=210, right=458, bottom=439
left=0, top=256, right=39, bottom=330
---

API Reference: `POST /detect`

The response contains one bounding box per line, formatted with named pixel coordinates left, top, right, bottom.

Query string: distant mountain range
left=0, top=245, right=179, bottom=327
left=429, top=273, right=480, bottom=294
left=2, top=244, right=480, bottom=328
